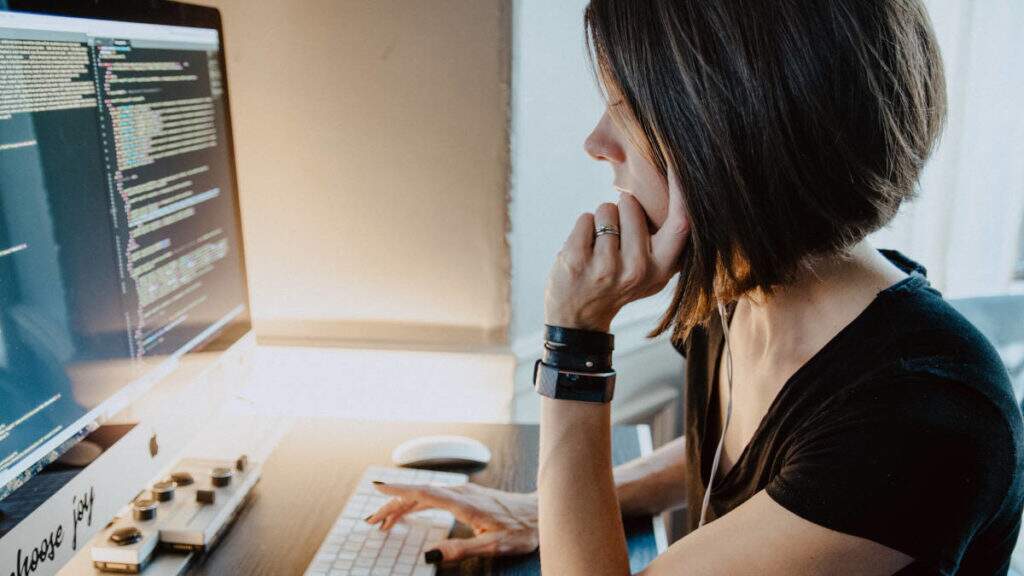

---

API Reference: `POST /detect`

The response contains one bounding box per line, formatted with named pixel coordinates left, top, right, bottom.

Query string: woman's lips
left=613, top=185, right=658, bottom=232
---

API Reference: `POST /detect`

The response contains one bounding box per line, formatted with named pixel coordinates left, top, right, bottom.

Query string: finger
left=565, top=212, right=595, bottom=260
left=617, top=192, right=649, bottom=279
left=364, top=495, right=416, bottom=526
left=592, top=202, right=621, bottom=267
left=366, top=496, right=427, bottom=530
left=373, top=482, right=480, bottom=525
left=379, top=500, right=430, bottom=531
left=424, top=531, right=506, bottom=564
left=651, top=160, right=691, bottom=275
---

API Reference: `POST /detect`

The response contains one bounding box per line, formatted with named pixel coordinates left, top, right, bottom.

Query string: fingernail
left=424, top=549, right=443, bottom=564
left=372, top=480, right=386, bottom=485
left=363, top=514, right=373, bottom=522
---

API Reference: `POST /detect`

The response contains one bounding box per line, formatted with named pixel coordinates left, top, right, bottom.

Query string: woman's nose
left=584, top=111, right=626, bottom=164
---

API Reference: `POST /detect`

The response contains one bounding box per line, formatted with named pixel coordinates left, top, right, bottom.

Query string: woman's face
left=584, top=108, right=668, bottom=234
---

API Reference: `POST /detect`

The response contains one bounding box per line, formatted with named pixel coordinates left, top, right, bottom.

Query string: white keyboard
left=304, top=466, right=468, bottom=576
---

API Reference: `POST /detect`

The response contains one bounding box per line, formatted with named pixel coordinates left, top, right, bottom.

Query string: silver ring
left=595, top=224, right=621, bottom=238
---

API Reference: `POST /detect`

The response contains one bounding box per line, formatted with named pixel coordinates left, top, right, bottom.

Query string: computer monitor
left=0, top=0, right=250, bottom=511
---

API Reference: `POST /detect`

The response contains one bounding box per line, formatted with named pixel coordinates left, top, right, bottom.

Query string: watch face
left=534, top=361, right=615, bottom=403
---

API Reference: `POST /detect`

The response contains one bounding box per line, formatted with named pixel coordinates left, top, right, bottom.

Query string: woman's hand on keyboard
left=366, top=482, right=539, bottom=562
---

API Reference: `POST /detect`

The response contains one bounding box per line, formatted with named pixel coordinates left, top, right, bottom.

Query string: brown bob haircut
left=584, top=0, right=947, bottom=344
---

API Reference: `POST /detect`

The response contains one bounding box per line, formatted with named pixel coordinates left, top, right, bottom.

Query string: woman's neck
left=733, top=240, right=909, bottom=365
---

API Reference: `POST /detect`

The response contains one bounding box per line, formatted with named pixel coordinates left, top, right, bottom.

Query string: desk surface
left=186, top=419, right=663, bottom=575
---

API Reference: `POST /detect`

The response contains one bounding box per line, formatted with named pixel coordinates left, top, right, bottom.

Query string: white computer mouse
left=391, top=435, right=492, bottom=468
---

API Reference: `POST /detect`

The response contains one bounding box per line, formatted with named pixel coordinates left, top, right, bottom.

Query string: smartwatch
left=533, top=360, right=616, bottom=403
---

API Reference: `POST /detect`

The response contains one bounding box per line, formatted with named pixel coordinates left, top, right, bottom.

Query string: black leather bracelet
left=544, top=324, right=614, bottom=352
left=542, top=344, right=613, bottom=373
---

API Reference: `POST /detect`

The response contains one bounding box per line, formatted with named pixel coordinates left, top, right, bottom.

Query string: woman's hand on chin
left=544, top=165, right=690, bottom=332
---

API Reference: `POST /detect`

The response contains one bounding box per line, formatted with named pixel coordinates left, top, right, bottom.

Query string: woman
left=367, top=1, right=1024, bottom=573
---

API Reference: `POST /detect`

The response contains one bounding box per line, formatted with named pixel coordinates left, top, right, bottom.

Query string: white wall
left=509, top=0, right=604, bottom=346
left=195, top=0, right=512, bottom=347
left=508, top=0, right=682, bottom=421
left=870, top=0, right=1024, bottom=298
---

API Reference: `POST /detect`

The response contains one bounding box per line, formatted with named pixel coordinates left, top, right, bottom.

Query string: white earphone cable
left=698, top=299, right=734, bottom=528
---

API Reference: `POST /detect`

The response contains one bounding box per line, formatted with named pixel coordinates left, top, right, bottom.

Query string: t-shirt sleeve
left=765, top=374, right=1017, bottom=572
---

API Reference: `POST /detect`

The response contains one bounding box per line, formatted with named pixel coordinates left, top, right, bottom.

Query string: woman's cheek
left=634, top=193, right=667, bottom=232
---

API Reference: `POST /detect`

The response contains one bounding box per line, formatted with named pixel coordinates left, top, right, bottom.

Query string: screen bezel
left=2, top=0, right=254, bottom=353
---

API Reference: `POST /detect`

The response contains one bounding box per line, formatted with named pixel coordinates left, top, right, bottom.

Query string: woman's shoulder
left=771, top=365, right=1024, bottom=571
left=834, top=272, right=1022, bottom=450
left=815, top=337, right=1024, bottom=514
left=862, top=270, right=1017, bottom=412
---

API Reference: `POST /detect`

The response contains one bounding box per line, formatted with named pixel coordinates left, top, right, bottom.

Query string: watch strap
left=544, top=325, right=614, bottom=352
left=542, top=344, right=613, bottom=373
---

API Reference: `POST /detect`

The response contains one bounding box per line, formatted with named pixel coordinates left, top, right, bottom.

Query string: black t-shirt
left=677, top=250, right=1024, bottom=575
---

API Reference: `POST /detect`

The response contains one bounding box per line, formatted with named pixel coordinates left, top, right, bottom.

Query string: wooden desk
left=186, top=419, right=665, bottom=575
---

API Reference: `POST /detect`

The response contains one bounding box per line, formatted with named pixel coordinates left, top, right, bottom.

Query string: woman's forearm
left=539, top=398, right=631, bottom=576
left=614, top=434, right=687, bottom=516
